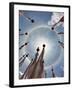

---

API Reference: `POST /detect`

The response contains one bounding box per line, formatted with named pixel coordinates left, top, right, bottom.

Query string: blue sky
left=19, top=10, right=52, bottom=32
left=19, top=10, right=64, bottom=78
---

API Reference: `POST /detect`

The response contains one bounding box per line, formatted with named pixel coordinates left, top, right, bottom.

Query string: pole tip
left=51, top=27, right=54, bottom=30
left=25, top=32, right=28, bottom=35
left=36, top=47, right=40, bottom=52
left=31, top=19, right=34, bottom=23
left=43, top=44, right=45, bottom=48
left=26, top=54, right=29, bottom=57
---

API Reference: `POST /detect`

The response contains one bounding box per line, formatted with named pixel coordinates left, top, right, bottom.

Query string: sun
left=33, top=37, right=51, bottom=57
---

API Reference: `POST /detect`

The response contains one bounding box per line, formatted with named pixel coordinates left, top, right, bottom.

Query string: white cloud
left=48, top=12, right=64, bottom=27
left=19, top=71, right=23, bottom=76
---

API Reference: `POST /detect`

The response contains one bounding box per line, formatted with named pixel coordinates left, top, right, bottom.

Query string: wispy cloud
left=48, top=12, right=64, bottom=27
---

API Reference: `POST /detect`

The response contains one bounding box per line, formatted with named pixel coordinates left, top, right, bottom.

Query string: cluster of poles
left=19, top=11, right=64, bottom=78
